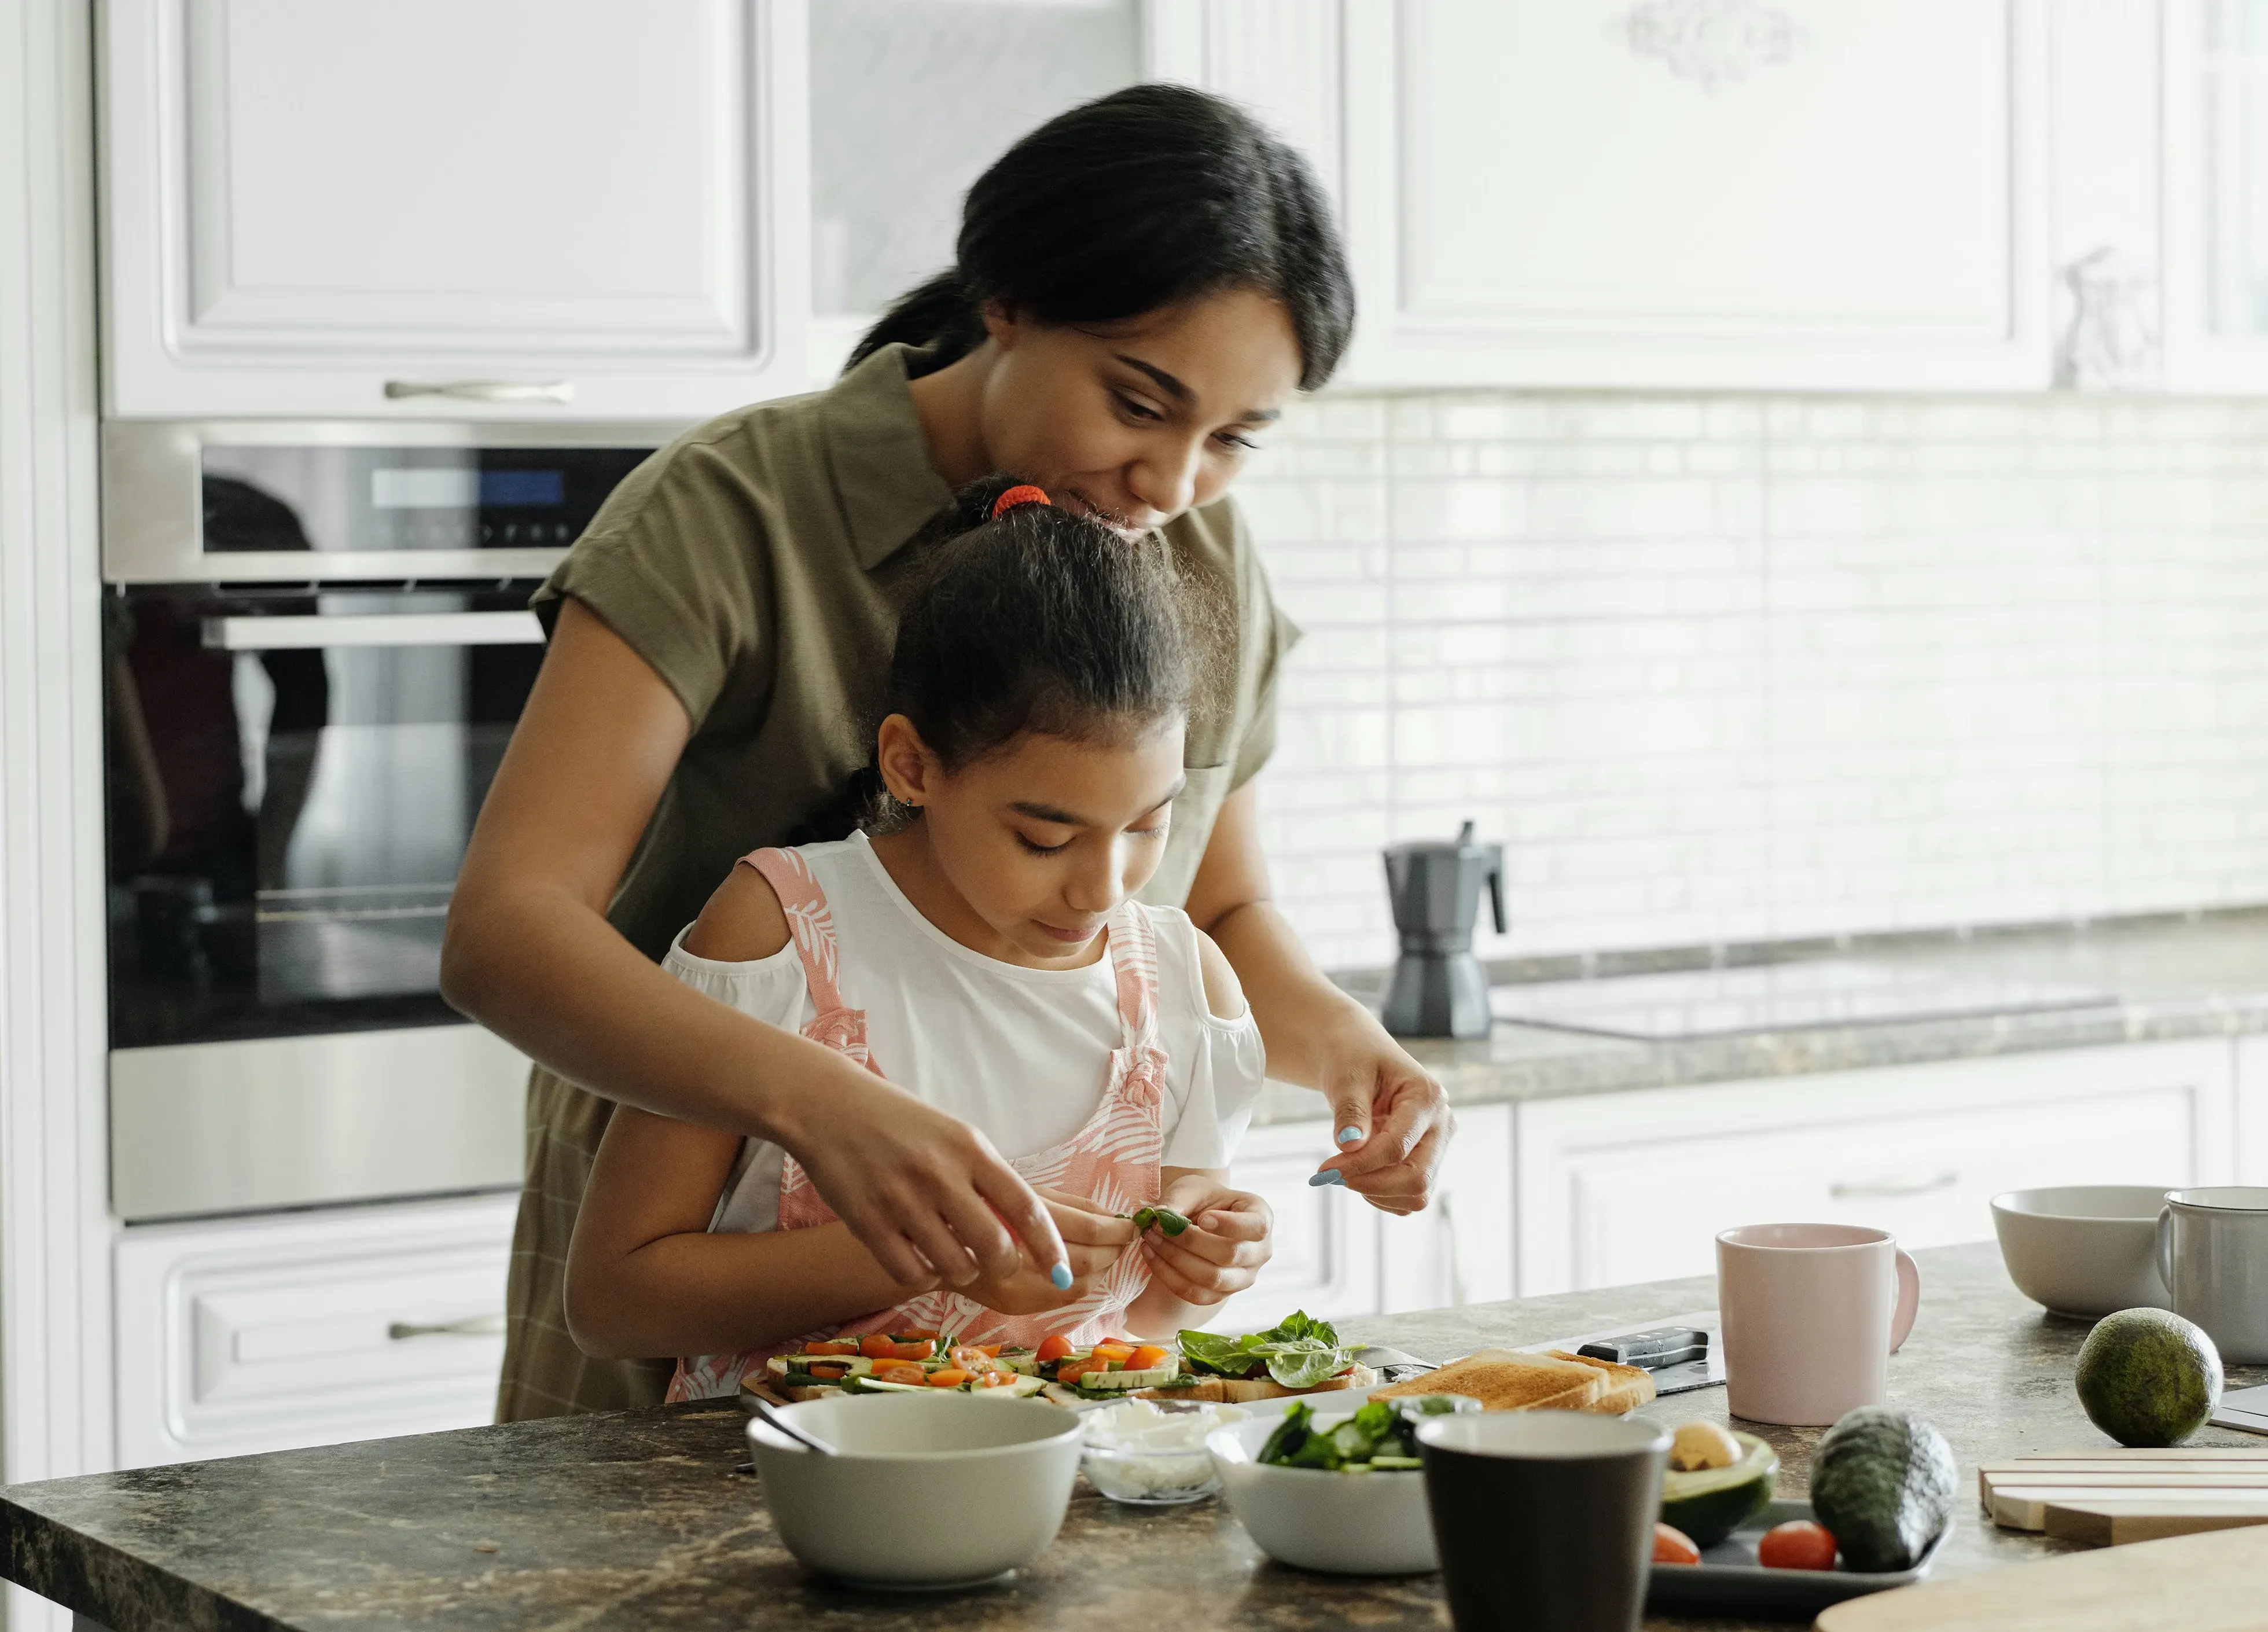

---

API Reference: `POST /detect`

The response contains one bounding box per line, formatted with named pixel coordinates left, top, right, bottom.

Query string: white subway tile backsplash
left=1249, top=391, right=2268, bottom=969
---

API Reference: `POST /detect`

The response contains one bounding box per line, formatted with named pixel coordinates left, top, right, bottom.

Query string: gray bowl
left=1990, top=1185, right=2174, bottom=1318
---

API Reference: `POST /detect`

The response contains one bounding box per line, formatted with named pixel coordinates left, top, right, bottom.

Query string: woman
left=442, top=83, right=1457, bottom=1421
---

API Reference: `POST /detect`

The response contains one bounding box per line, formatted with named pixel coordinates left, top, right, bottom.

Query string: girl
left=563, top=479, right=1273, bottom=1392
left=446, top=83, right=1454, bottom=1421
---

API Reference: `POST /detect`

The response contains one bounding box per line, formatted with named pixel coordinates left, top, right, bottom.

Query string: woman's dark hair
left=852, top=475, right=1200, bottom=829
left=849, top=84, right=1354, bottom=391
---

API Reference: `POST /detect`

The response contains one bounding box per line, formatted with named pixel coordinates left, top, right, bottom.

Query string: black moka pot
left=1380, top=821, right=1506, bottom=1039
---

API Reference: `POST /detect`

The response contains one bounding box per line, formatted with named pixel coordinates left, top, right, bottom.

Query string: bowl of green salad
left=1205, top=1395, right=1476, bottom=1575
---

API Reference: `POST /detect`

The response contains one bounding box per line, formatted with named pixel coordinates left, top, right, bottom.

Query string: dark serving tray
left=1644, top=1498, right=1950, bottom=1619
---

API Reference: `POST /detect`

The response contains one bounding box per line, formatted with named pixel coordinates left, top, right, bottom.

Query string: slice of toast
left=1373, top=1348, right=1603, bottom=1412
left=1543, top=1350, right=1657, bottom=1414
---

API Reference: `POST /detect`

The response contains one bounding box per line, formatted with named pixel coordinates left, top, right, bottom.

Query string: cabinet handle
left=383, top=379, right=574, bottom=405
left=1830, top=1171, right=1959, bottom=1200
left=388, top=1314, right=506, bottom=1340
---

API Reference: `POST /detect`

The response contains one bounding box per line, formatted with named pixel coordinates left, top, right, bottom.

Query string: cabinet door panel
left=1202, top=1120, right=1381, bottom=1330
left=1342, top=0, right=2049, bottom=389
left=105, top=0, right=807, bottom=416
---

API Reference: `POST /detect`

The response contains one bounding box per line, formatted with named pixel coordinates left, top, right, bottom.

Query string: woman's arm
left=441, top=596, right=1064, bottom=1288
left=1183, top=784, right=1455, bottom=1216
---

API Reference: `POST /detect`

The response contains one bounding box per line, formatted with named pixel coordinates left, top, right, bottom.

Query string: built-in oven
left=101, top=421, right=676, bottom=1220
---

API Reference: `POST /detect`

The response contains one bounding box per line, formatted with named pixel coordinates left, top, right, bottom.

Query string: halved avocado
left=1659, top=1431, right=1778, bottom=1547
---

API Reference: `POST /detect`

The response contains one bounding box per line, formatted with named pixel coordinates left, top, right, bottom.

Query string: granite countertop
left=9, top=1242, right=2261, bottom=1632
left=1248, top=907, right=2268, bottom=1126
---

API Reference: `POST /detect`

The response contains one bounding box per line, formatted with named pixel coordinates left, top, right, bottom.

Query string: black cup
left=1418, top=1412, right=1670, bottom=1632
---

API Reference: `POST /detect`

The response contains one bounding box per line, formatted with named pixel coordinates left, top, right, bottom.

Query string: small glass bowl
left=1080, top=1443, right=1222, bottom=1505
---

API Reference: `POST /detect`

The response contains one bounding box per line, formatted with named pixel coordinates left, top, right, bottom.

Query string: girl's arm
left=440, top=597, right=1064, bottom=1289
left=567, top=1111, right=1138, bottom=1359
left=1185, top=783, right=1456, bottom=1217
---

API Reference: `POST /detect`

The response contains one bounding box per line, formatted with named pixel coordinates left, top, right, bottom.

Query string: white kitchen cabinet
left=1204, top=1102, right=1513, bottom=1332
left=1514, top=1039, right=2236, bottom=1297
left=2162, top=0, right=2268, bottom=389
left=1336, top=0, right=2052, bottom=392
left=101, top=0, right=810, bottom=419
left=113, top=1193, right=515, bottom=1470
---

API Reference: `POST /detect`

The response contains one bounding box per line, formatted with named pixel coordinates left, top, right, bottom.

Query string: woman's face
left=876, top=713, right=1188, bottom=968
left=976, top=288, right=1303, bottom=538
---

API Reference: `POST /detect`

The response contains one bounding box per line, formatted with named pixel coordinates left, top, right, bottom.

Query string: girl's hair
left=848, top=84, right=1354, bottom=392
left=854, top=475, right=1198, bottom=828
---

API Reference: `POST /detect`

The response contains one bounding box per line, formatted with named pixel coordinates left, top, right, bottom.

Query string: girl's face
left=976, top=288, right=1302, bottom=539
left=875, top=714, right=1188, bottom=968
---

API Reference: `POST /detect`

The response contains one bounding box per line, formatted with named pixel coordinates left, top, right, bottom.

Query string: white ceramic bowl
left=1991, top=1185, right=2175, bottom=1318
left=746, top=1394, right=1082, bottom=1587
left=1207, top=1413, right=1437, bottom=1575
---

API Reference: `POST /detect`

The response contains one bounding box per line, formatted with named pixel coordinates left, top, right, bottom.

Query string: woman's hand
left=1137, top=1174, right=1273, bottom=1306
left=956, top=1188, right=1137, bottom=1315
left=1308, top=1022, right=1455, bottom=1218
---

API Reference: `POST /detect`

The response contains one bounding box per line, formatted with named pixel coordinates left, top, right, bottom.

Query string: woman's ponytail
left=847, top=269, right=985, bottom=375
left=843, top=84, right=1353, bottom=389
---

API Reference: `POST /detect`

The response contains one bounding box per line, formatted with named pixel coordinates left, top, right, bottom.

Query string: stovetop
left=1487, top=957, right=2118, bottom=1041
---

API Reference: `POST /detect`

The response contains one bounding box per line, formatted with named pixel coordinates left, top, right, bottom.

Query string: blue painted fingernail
left=1049, top=1262, right=1074, bottom=1289
left=1337, top=1126, right=1363, bottom=1145
left=1308, top=1169, right=1344, bottom=1188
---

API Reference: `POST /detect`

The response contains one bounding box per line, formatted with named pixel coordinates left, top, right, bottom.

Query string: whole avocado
left=1808, top=1407, right=1957, bottom=1573
left=2075, top=1307, right=2222, bottom=1447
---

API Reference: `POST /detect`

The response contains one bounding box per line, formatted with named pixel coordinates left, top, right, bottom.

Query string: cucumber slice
left=1369, top=1455, right=1424, bottom=1470
left=765, top=1354, right=874, bottom=1378
left=1076, top=1364, right=1184, bottom=1390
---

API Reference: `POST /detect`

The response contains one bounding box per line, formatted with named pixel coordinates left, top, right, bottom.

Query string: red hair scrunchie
left=990, top=483, right=1051, bottom=519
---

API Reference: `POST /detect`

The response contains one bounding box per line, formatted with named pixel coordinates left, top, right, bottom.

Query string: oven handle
left=383, top=378, right=574, bottom=404
left=202, top=611, right=545, bottom=650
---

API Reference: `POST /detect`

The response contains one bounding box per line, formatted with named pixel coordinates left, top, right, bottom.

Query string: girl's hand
left=1310, top=1025, right=1456, bottom=1218
left=961, top=1189, right=1137, bottom=1315
left=1138, top=1178, right=1272, bottom=1306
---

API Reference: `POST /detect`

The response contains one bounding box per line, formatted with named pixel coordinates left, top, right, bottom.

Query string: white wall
left=0, top=0, right=116, bottom=1627
left=1245, top=391, right=2268, bottom=970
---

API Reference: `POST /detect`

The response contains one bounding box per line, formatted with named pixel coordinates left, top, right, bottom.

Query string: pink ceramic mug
left=1715, top=1223, right=1921, bottom=1427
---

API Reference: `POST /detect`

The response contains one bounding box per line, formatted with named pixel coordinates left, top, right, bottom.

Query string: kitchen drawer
left=115, top=1194, right=516, bottom=1469
left=1516, top=1041, right=2236, bottom=1296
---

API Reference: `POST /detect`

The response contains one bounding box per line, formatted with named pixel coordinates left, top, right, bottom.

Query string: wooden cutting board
left=1814, top=1523, right=2268, bottom=1631
left=1979, top=1448, right=2268, bottom=1541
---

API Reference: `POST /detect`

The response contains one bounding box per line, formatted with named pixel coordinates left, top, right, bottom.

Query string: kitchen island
left=8, top=1243, right=2262, bottom=1631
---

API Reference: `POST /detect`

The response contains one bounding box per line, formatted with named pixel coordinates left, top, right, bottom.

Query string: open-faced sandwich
left=1032, top=1334, right=1190, bottom=1405
left=754, top=1332, right=1048, bottom=1402
left=1139, top=1311, right=1380, bottom=1404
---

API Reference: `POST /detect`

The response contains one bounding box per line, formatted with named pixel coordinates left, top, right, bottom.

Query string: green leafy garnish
left=1129, top=1205, right=1192, bottom=1237
left=1255, top=1394, right=1479, bottom=1472
left=1177, top=1310, right=1352, bottom=1388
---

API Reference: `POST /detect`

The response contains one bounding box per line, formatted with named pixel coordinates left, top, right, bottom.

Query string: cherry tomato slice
left=1652, top=1524, right=1701, bottom=1567
left=1756, top=1521, right=1838, bottom=1571
left=927, top=1369, right=972, bottom=1388
left=1126, top=1345, right=1169, bottom=1371
left=871, top=1361, right=928, bottom=1385
left=1034, top=1334, right=1075, bottom=1364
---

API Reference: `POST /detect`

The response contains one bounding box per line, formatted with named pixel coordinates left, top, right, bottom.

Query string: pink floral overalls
left=668, top=845, right=1170, bottom=1402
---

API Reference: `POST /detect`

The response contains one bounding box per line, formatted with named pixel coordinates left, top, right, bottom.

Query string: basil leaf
left=1175, top=1329, right=1263, bottom=1377
left=1258, top=1340, right=1349, bottom=1390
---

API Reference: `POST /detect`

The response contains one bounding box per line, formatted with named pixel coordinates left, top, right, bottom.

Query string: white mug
left=1716, top=1223, right=1921, bottom=1427
left=2157, top=1188, right=2268, bottom=1365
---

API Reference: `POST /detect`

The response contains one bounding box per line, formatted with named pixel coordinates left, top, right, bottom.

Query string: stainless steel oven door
left=105, top=585, right=553, bottom=1219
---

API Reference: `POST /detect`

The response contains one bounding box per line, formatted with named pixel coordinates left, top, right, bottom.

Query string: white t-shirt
left=663, top=831, right=1267, bottom=1234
